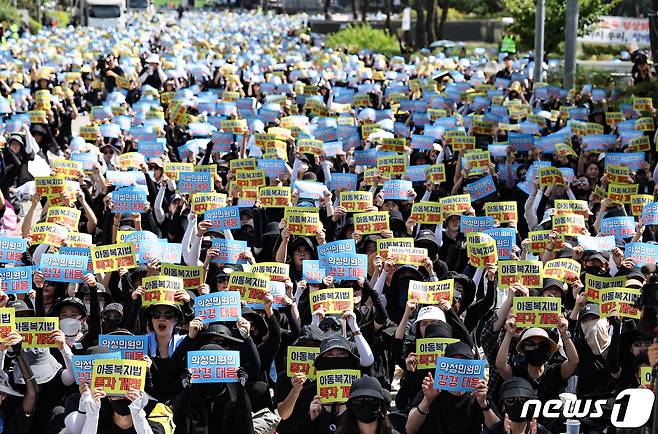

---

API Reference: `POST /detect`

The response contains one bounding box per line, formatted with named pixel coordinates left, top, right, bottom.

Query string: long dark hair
left=336, top=401, right=395, bottom=434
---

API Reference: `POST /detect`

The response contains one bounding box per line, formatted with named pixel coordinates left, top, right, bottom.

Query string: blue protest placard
left=211, top=239, right=248, bottom=264
left=381, top=180, right=413, bottom=200
left=160, top=242, right=182, bottom=264
left=317, top=240, right=356, bottom=267
left=460, top=216, right=494, bottom=234
left=605, top=152, right=645, bottom=171
left=39, top=253, right=86, bottom=283
left=465, top=175, right=497, bottom=201
left=508, top=133, right=534, bottom=152
left=325, top=253, right=367, bottom=281
left=179, top=172, right=213, bottom=194
left=600, top=217, right=636, bottom=238
left=641, top=202, right=658, bottom=225
left=71, top=152, right=98, bottom=171
left=194, top=291, right=242, bottom=323
left=483, top=228, right=516, bottom=260
left=205, top=207, right=241, bottom=230
left=211, top=131, right=233, bottom=153
left=303, top=260, right=326, bottom=284
left=405, top=164, right=431, bottom=182
left=352, top=149, right=379, bottom=167
left=98, top=335, right=148, bottom=360
left=624, top=242, right=658, bottom=267
left=412, top=135, right=435, bottom=150
left=433, top=357, right=486, bottom=392
left=0, top=237, right=28, bottom=264
left=0, top=266, right=32, bottom=294
left=258, top=159, right=287, bottom=179
left=72, top=352, right=121, bottom=384
left=60, top=247, right=94, bottom=273
left=111, top=186, right=147, bottom=213
left=137, top=139, right=166, bottom=158
left=576, top=235, right=615, bottom=252
left=137, top=239, right=161, bottom=264
left=328, top=173, right=358, bottom=192
left=188, top=350, right=240, bottom=383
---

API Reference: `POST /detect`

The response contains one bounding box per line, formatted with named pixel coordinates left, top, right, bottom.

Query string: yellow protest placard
left=35, top=176, right=66, bottom=198
left=538, top=167, right=565, bottom=188
left=552, top=214, right=585, bottom=237
left=376, top=238, right=414, bottom=258
left=354, top=211, right=390, bottom=235
left=377, top=155, right=406, bottom=176
left=425, top=165, right=446, bottom=184
left=79, top=125, right=100, bottom=142
left=52, top=159, right=83, bottom=179
left=498, top=261, right=543, bottom=289
left=636, top=117, right=654, bottom=132
left=190, top=192, right=227, bottom=214
left=29, top=110, right=47, bottom=124
left=363, top=168, right=388, bottom=186
left=117, top=153, right=145, bottom=171
left=608, top=183, right=638, bottom=204
left=287, top=346, right=319, bottom=379
left=484, top=201, right=517, bottom=223
left=584, top=274, right=626, bottom=303
left=163, top=162, right=193, bottom=180
left=554, top=200, right=590, bottom=218
left=15, top=317, right=58, bottom=348
left=310, top=288, right=354, bottom=314
left=220, top=119, right=248, bottom=134
left=339, top=191, right=373, bottom=212
left=227, top=272, right=270, bottom=304
left=317, top=369, right=361, bottom=403
left=410, top=202, right=443, bottom=225
left=466, top=232, right=498, bottom=268
left=45, top=206, right=81, bottom=230
left=235, top=169, right=266, bottom=189
left=284, top=208, right=321, bottom=236
left=0, top=308, right=15, bottom=340
left=599, top=287, right=641, bottom=319
left=606, top=112, right=624, bottom=126
left=416, top=338, right=459, bottom=369
left=90, top=243, right=137, bottom=273
left=160, top=263, right=205, bottom=291
left=633, top=97, right=653, bottom=112
left=512, top=297, right=561, bottom=328
left=67, top=232, right=93, bottom=248
left=440, top=195, right=471, bottom=217
left=528, top=230, right=553, bottom=254
left=462, top=149, right=490, bottom=171
left=388, top=246, right=428, bottom=266
left=543, top=258, right=581, bottom=283
left=631, top=194, right=654, bottom=217
left=259, top=186, right=291, bottom=208
left=30, top=222, right=69, bottom=247
left=297, top=139, right=324, bottom=155
left=92, top=359, right=147, bottom=396
left=452, top=135, right=476, bottom=152
left=142, top=276, right=184, bottom=306
left=229, top=157, right=257, bottom=172
left=407, top=279, right=454, bottom=304
left=249, top=263, right=290, bottom=282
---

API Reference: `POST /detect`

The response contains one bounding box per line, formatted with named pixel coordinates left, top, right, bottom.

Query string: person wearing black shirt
left=103, top=55, right=124, bottom=93
left=139, top=55, right=167, bottom=91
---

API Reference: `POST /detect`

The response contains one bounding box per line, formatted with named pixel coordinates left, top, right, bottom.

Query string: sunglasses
left=522, top=341, right=548, bottom=352
left=151, top=310, right=176, bottom=320
left=504, top=398, right=528, bottom=407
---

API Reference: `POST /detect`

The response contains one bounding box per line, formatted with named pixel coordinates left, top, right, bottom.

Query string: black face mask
left=506, top=400, right=530, bottom=423
left=198, top=382, right=227, bottom=399
left=109, top=399, right=132, bottom=416
left=524, top=348, right=550, bottom=367
left=584, top=266, right=605, bottom=276
left=351, top=402, right=381, bottom=423
left=102, top=318, right=121, bottom=331
left=315, top=356, right=356, bottom=371
left=235, top=227, right=257, bottom=248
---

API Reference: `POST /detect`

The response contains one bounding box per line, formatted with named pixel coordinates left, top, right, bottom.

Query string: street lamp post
left=564, top=0, right=579, bottom=89
left=533, top=0, right=545, bottom=83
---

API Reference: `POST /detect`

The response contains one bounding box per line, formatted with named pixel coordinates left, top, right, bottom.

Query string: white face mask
left=581, top=318, right=610, bottom=356
left=60, top=318, right=82, bottom=338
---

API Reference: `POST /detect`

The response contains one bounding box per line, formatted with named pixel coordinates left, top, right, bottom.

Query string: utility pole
left=564, top=0, right=579, bottom=89
left=533, top=0, right=545, bottom=83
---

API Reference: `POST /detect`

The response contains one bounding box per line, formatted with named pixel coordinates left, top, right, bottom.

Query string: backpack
left=148, top=403, right=176, bottom=434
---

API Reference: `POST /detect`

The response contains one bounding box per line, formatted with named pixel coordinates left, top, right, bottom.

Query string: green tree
left=502, top=0, right=618, bottom=54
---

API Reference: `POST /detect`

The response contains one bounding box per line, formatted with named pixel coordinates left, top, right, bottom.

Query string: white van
left=73, top=0, right=126, bottom=29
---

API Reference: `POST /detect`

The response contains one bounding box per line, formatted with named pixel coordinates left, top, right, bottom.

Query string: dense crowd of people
left=0, top=9, right=657, bottom=434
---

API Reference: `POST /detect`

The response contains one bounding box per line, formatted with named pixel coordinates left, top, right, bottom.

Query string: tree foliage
left=502, top=0, right=618, bottom=53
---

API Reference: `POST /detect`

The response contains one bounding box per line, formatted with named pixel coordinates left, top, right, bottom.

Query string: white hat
left=145, top=54, right=161, bottom=65
left=415, top=306, right=446, bottom=323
